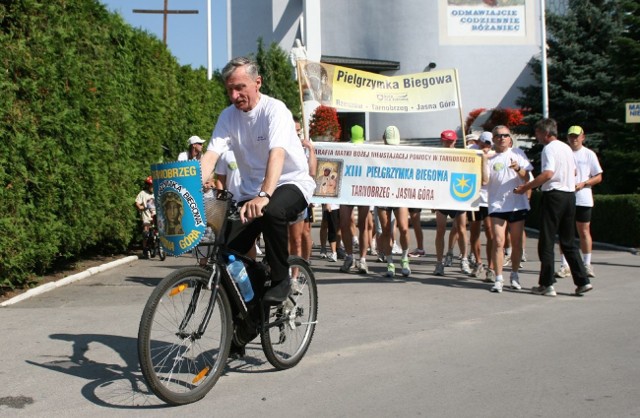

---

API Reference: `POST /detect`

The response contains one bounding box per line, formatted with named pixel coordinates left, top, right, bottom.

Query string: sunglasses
left=494, top=133, right=511, bottom=139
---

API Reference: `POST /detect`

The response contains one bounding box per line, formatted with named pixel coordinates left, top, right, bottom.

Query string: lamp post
left=207, top=0, right=212, bottom=80
left=540, top=0, right=549, bottom=118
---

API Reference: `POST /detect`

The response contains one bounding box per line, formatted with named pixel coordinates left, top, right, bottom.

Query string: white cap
left=479, top=131, right=493, bottom=144
left=188, top=135, right=205, bottom=145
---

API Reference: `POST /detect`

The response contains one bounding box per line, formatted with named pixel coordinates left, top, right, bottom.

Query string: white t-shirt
left=541, top=139, right=576, bottom=192
left=487, top=149, right=533, bottom=214
left=208, top=95, right=316, bottom=202
left=573, top=146, right=603, bottom=207
left=177, top=151, right=188, bottom=161
left=135, top=189, right=156, bottom=224
left=214, top=151, right=242, bottom=200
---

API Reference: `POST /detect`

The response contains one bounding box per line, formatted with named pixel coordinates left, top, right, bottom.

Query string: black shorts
left=437, top=209, right=463, bottom=219
left=489, top=209, right=528, bottom=223
left=575, top=206, right=592, bottom=223
left=467, top=206, right=489, bottom=222
left=305, top=204, right=315, bottom=223
left=409, top=208, right=422, bottom=214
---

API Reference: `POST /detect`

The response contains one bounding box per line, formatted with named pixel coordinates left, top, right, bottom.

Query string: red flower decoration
left=465, top=107, right=525, bottom=132
left=309, top=105, right=342, bottom=140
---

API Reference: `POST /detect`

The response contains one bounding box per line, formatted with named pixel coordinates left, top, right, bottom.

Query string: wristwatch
left=258, top=191, right=271, bottom=199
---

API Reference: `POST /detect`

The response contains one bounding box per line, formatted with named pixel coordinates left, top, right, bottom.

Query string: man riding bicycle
left=200, top=56, right=315, bottom=304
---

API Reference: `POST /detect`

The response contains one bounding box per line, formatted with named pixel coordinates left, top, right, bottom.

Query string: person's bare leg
left=435, top=212, right=447, bottom=263
left=410, top=210, right=424, bottom=252
left=491, top=218, right=507, bottom=278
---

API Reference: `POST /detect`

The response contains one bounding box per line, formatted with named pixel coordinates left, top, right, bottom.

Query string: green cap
left=351, top=125, right=364, bottom=143
left=567, top=125, right=584, bottom=136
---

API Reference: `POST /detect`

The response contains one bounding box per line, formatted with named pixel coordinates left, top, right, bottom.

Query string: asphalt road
left=1, top=225, right=639, bottom=417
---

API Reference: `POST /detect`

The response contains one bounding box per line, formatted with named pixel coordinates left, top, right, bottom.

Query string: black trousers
left=322, top=208, right=340, bottom=243
left=538, top=190, right=590, bottom=287
left=227, top=184, right=308, bottom=283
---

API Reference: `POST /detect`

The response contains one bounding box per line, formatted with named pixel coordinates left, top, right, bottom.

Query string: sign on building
left=626, top=102, right=640, bottom=124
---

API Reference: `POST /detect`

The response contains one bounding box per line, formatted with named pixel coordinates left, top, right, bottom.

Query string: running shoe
left=491, top=280, right=503, bottom=293
left=401, top=259, right=411, bottom=277
left=408, top=248, right=425, bottom=257
left=531, top=285, right=557, bottom=296
left=510, top=271, right=522, bottom=290
left=328, top=252, right=338, bottom=262
left=554, top=265, right=571, bottom=278
left=386, top=263, right=396, bottom=278
left=585, top=264, right=595, bottom=278
left=444, top=252, right=454, bottom=267
left=340, top=256, right=353, bottom=273
left=433, top=262, right=445, bottom=276
left=471, top=263, right=485, bottom=278
left=461, top=258, right=471, bottom=274
left=358, top=259, right=369, bottom=274
left=575, top=283, right=593, bottom=295
left=484, top=269, right=496, bottom=283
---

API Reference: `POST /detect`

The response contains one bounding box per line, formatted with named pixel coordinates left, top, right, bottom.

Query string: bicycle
left=137, top=190, right=318, bottom=405
left=147, top=215, right=166, bottom=261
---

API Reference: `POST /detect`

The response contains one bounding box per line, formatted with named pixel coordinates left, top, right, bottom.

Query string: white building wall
left=230, top=0, right=541, bottom=141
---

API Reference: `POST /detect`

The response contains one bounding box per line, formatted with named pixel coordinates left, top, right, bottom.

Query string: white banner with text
left=309, top=142, right=482, bottom=211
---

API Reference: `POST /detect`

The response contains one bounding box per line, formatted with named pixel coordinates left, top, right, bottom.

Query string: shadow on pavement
left=26, top=333, right=167, bottom=409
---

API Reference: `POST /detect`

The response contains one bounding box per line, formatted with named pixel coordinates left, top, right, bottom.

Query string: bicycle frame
left=188, top=193, right=289, bottom=343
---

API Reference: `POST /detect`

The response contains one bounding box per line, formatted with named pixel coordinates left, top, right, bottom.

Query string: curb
left=0, top=255, right=139, bottom=307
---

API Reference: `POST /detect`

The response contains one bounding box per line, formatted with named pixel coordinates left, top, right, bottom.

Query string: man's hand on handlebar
left=239, top=196, right=268, bottom=223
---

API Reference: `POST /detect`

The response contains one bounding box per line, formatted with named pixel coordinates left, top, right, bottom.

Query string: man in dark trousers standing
left=514, top=118, right=593, bottom=296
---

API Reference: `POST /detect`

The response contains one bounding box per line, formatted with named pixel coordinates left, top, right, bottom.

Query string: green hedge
left=527, top=192, right=640, bottom=248
left=0, top=0, right=226, bottom=288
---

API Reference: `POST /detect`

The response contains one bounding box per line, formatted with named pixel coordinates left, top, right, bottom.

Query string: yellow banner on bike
left=297, top=60, right=460, bottom=113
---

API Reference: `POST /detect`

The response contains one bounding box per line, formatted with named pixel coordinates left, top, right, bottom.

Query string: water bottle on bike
left=227, top=255, right=254, bottom=302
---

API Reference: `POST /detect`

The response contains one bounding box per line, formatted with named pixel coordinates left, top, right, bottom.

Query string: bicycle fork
left=176, top=266, right=221, bottom=341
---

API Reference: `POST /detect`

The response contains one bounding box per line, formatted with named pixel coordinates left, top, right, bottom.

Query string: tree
left=516, top=0, right=640, bottom=193
left=602, top=0, right=640, bottom=193
left=518, top=0, right=621, bottom=146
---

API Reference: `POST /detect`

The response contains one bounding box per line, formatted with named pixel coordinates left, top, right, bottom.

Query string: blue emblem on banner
left=450, top=173, right=476, bottom=202
left=151, top=161, right=205, bottom=256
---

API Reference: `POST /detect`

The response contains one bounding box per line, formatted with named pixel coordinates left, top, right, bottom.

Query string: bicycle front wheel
left=261, top=256, right=318, bottom=370
left=138, top=267, right=232, bottom=405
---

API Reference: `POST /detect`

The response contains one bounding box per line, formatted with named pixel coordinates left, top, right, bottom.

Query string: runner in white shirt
left=468, top=132, right=495, bottom=281
left=485, top=126, right=533, bottom=293
left=555, top=125, right=603, bottom=278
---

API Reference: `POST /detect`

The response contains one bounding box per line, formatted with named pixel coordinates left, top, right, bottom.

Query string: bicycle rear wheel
left=138, top=267, right=232, bottom=405
left=261, top=256, right=318, bottom=370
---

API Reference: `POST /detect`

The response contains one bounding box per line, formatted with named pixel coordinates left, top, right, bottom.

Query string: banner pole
left=296, top=60, right=307, bottom=139
left=454, top=69, right=466, bottom=148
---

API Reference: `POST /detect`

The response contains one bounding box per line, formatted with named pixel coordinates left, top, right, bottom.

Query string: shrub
left=527, top=192, right=640, bottom=248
